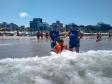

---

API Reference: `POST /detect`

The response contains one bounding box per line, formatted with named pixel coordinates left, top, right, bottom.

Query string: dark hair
left=57, top=39, right=64, bottom=43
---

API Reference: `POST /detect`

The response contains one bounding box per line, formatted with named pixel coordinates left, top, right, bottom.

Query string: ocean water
left=0, top=37, right=112, bottom=58
left=0, top=37, right=112, bottom=84
left=0, top=50, right=112, bottom=84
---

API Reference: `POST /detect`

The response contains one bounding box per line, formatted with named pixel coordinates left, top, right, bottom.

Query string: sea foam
left=0, top=50, right=112, bottom=84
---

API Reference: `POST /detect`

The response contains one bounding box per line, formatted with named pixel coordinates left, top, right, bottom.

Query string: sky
left=0, top=0, right=112, bottom=27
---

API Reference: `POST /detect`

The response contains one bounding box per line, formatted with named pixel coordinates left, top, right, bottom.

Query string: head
left=70, top=28, right=76, bottom=31
left=70, top=23, right=77, bottom=31
left=57, top=39, right=64, bottom=46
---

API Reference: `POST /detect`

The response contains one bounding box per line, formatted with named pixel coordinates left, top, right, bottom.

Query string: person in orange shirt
left=52, top=39, right=68, bottom=54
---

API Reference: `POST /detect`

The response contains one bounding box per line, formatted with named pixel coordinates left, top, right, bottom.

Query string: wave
left=0, top=43, right=13, bottom=46
left=0, top=50, right=112, bottom=84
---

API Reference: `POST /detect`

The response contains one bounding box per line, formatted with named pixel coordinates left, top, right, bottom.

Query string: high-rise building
left=30, top=18, right=42, bottom=31
left=33, top=18, right=42, bottom=23
left=51, top=21, right=63, bottom=31
left=65, top=23, right=78, bottom=31
left=30, top=18, right=50, bottom=31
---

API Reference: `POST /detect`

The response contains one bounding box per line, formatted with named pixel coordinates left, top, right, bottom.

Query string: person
left=45, top=32, right=49, bottom=39
left=36, top=31, right=40, bottom=40
left=17, top=31, right=20, bottom=36
left=40, top=31, right=44, bottom=40
left=109, top=30, right=112, bottom=40
left=68, top=26, right=83, bottom=53
left=52, top=39, right=68, bottom=54
left=49, top=28, right=60, bottom=49
left=96, top=32, right=102, bottom=42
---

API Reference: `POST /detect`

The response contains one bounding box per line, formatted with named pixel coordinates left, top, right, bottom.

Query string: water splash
left=0, top=50, right=112, bottom=84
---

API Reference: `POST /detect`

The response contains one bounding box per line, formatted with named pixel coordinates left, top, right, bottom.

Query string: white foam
left=0, top=50, right=112, bottom=84
left=0, top=43, right=13, bottom=46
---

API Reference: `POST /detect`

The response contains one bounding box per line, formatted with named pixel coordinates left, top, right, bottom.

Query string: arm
left=64, top=45, right=68, bottom=50
left=78, top=31, right=83, bottom=40
left=65, top=32, right=70, bottom=38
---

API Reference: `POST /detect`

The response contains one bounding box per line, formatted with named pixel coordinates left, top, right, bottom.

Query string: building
left=65, top=23, right=78, bottom=31
left=9, top=23, right=18, bottom=31
left=51, top=21, right=63, bottom=31
left=30, top=18, right=50, bottom=32
left=30, top=18, right=42, bottom=31
left=19, top=26, right=25, bottom=31
left=0, top=22, right=18, bottom=31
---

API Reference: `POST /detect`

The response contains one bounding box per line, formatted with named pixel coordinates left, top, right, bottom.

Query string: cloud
left=19, top=12, right=28, bottom=17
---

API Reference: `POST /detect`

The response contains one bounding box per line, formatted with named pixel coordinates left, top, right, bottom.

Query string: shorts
left=51, top=41, right=56, bottom=48
left=69, top=41, right=80, bottom=48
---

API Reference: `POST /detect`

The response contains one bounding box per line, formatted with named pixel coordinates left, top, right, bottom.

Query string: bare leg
left=75, top=47, right=79, bottom=53
left=69, top=48, right=73, bottom=51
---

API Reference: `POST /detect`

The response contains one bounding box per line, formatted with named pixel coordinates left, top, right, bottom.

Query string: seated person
left=52, top=39, right=68, bottom=54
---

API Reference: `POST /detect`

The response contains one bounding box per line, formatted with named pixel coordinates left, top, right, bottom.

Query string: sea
left=0, top=36, right=112, bottom=84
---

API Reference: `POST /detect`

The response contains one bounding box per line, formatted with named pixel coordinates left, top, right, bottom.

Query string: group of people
left=36, top=31, right=49, bottom=40
left=96, top=31, right=112, bottom=42
left=50, top=27, right=83, bottom=54
left=36, top=28, right=112, bottom=54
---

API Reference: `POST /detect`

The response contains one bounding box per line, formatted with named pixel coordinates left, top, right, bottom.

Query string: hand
left=78, top=37, right=81, bottom=41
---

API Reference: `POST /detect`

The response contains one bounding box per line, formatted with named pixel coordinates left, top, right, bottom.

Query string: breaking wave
left=0, top=50, right=112, bottom=84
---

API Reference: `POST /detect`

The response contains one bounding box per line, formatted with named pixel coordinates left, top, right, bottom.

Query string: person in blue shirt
left=68, top=27, right=83, bottom=53
left=49, top=28, right=60, bottom=49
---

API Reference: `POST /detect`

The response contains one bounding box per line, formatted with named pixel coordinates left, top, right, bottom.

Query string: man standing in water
left=68, top=25, right=83, bottom=53
left=49, top=28, right=60, bottom=49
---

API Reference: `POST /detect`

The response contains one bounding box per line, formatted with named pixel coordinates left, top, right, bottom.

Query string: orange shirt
left=54, top=43, right=67, bottom=53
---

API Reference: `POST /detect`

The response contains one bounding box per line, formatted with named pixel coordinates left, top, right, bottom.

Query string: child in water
left=52, top=39, right=68, bottom=54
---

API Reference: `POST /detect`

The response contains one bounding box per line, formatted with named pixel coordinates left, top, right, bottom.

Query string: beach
left=0, top=36, right=37, bottom=40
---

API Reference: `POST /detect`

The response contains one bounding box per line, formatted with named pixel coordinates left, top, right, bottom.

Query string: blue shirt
left=69, top=30, right=79, bottom=42
left=50, top=30, right=60, bottom=41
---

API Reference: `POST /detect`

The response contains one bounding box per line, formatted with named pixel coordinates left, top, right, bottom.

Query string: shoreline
left=0, top=36, right=37, bottom=40
left=0, top=36, right=110, bottom=40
